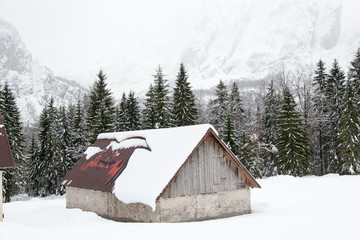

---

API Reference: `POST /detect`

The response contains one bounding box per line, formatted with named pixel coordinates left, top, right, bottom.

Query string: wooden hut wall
left=162, top=134, right=247, bottom=198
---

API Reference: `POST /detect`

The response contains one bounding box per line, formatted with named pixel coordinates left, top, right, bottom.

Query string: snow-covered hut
left=0, top=112, right=15, bottom=222
left=60, top=124, right=260, bottom=222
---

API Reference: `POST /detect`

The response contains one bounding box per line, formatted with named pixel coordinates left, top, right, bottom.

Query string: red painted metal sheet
left=60, top=138, right=150, bottom=192
left=0, top=112, right=15, bottom=170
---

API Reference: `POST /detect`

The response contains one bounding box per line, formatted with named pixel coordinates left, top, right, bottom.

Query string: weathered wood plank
left=162, top=135, right=248, bottom=198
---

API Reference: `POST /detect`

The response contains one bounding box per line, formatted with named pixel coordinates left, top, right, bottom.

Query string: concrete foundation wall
left=157, top=188, right=250, bottom=222
left=66, top=186, right=158, bottom=222
left=66, top=186, right=250, bottom=222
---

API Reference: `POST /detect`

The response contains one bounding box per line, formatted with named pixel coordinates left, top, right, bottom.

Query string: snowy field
left=1, top=175, right=359, bottom=240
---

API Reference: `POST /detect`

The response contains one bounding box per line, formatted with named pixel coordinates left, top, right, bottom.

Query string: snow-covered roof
left=96, top=124, right=215, bottom=209
left=61, top=124, right=260, bottom=210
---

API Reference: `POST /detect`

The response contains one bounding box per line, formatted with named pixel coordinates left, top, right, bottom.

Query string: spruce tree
left=27, top=135, right=41, bottom=196
left=86, top=70, right=115, bottom=143
left=262, top=80, right=281, bottom=176
left=0, top=82, right=25, bottom=202
left=326, top=59, right=346, bottom=172
left=115, top=93, right=128, bottom=131
left=338, top=80, right=360, bottom=174
left=142, top=84, right=157, bottom=129
left=312, top=60, right=330, bottom=175
left=56, top=106, right=73, bottom=194
left=126, top=91, right=141, bottom=130
left=143, top=66, right=172, bottom=129
left=209, top=80, right=228, bottom=137
left=37, top=98, right=60, bottom=196
left=153, top=66, right=172, bottom=128
left=349, top=46, right=360, bottom=98
left=70, top=99, right=87, bottom=161
left=238, top=133, right=262, bottom=178
left=172, top=63, right=198, bottom=126
left=276, top=87, right=310, bottom=176
left=223, top=114, right=238, bottom=155
left=228, top=82, right=245, bottom=141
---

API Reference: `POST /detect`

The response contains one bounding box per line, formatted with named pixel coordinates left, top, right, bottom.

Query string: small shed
left=0, top=112, right=15, bottom=222
left=61, top=124, right=260, bottom=222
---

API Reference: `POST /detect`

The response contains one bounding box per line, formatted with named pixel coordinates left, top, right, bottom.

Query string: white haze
left=0, top=0, right=360, bottom=97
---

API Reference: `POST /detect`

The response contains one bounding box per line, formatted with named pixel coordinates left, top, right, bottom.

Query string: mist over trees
left=2, top=47, right=360, bottom=200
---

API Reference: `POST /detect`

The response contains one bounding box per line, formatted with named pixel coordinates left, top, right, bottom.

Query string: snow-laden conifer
left=326, top=59, right=346, bottom=172
left=262, top=80, right=281, bottom=176
left=143, top=66, right=172, bottom=129
left=142, top=84, right=157, bottom=129
left=276, top=87, right=310, bottom=176
left=312, top=60, right=331, bottom=175
left=116, top=93, right=128, bottom=131
left=0, top=82, right=25, bottom=201
left=126, top=91, right=141, bottom=130
left=86, top=70, right=115, bottom=143
left=27, top=135, right=40, bottom=196
left=209, top=80, right=228, bottom=138
left=338, top=79, right=360, bottom=175
left=172, top=63, right=198, bottom=126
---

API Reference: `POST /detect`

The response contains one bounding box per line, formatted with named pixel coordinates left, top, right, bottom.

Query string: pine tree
left=86, top=70, right=115, bottom=143
left=126, top=91, right=141, bottom=130
left=312, top=60, right=330, bottom=175
left=0, top=82, right=25, bottom=202
left=209, top=80, right=228, bottom=137
left=172, top=63, right=198, bottom=126
left=262, top=80, right=281, bottom=176
left=276, top=87, right=310, bottom=176
left=338, top=80, right=360, bottom=174
left=142, top=84, right=157, bottom=129
left=326, top=59, right=346, bottom=172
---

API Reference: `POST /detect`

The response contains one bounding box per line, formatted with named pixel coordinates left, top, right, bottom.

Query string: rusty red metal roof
left=60, top=137, right=151, bottom=192
left=0, top=112, right=15, bottom=170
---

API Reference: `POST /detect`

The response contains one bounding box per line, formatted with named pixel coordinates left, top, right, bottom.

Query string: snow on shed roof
left=97, top=124, right=216, bottom=209
left=0, top=112, right=15, bottom=170
left=62, top=124, right=260, bottom=210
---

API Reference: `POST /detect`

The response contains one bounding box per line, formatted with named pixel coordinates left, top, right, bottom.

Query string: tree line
left=2, top=47, right=360, bottom=201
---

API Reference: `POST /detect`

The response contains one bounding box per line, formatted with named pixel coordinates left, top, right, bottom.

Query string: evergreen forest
left=2, top=46, right=360, bottom=201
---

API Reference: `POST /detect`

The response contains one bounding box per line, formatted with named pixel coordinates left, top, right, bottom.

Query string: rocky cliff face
left=0, top=18, right=86, bottom=125
left=79, top=0, right=360, bottom=94
left=181, top=0, right=358, bottom=87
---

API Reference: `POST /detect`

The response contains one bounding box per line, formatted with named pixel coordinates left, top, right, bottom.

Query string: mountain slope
left=57, top=0, right=358, bottom=95
left=0, top=17, right=86, bottom=125
left=182, top=0, right=360, bottom=88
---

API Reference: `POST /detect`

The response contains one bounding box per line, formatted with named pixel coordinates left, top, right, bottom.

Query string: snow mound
left=84, top=147, right=102, bottom=160
left=2, top=175, right=360, bottom=240
left=106, top=138, right=150, bottom=151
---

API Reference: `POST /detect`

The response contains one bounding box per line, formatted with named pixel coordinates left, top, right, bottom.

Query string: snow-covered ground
left=1, top=175, right=359, bottom=240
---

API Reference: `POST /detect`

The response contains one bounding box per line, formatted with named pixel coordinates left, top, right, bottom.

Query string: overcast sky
left=1, top=0, right=360, bottom=95
left=0, top=0, right=206, bottom=88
